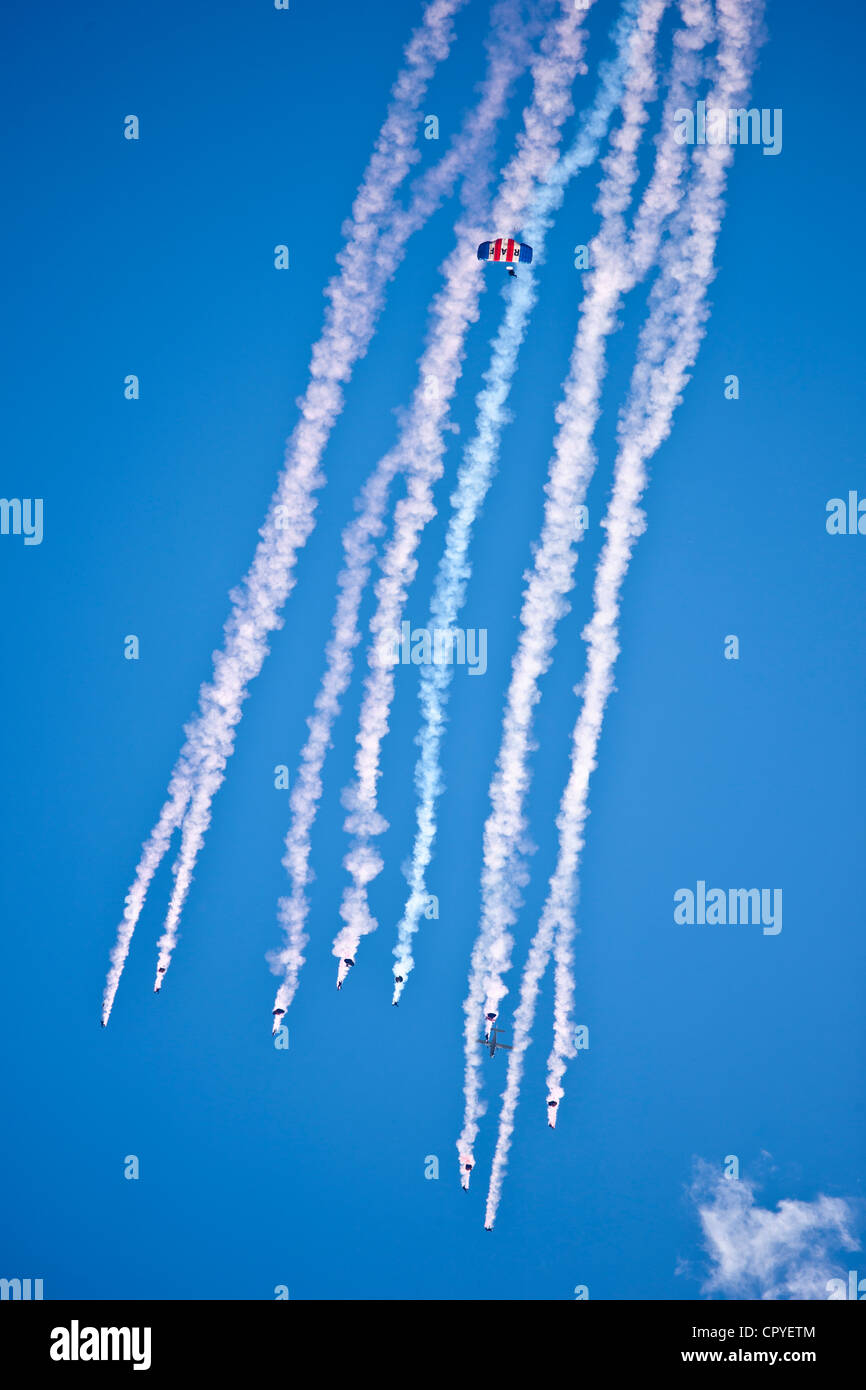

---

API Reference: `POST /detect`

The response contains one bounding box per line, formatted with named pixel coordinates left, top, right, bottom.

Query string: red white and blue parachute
left=477, top=237, right=533, bottom=267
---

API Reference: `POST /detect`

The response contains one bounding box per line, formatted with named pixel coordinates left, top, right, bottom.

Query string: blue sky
left=1, top=0, right=864, bottom=1300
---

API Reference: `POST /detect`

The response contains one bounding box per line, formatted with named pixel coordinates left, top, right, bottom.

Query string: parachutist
left=477, top=237, right=533, bottom=274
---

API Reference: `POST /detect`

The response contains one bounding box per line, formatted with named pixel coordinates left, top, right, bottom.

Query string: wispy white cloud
left=689, top=1162, right=860, bottom=1300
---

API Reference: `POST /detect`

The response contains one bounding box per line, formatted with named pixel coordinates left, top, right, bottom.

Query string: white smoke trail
left=155, top=2, right=564, bottom=1007
left=483, top=0, right=720, bottom=1224
left=458, top=0, right=676, bottom=1185
left=98, top=0, right=502, bottom=1024
left=540, top=0, right=762, bottom=1144
left=333, top=0, right=599, bottom=991
left=266, top=2, right=541, bottom=1020
left=481, top=0, right=761, bottom=1228
left=393, top=0, right=650, bottom=1010
left=154, top=2, right=549, bottom=1002
left=267, top=452, right=400, bottom=1021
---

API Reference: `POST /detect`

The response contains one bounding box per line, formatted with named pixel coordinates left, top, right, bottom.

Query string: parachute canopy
left=477, top=237, right=533, bottom=266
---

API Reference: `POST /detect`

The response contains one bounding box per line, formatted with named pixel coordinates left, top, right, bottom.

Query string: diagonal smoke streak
left=266, top=451, right=401, bottom=1024
left=333, top=0, right=600, bottom=991
left=542, top=0, right=763, bottom=1135
left=458, top=0, right=678, bottom=1186
left=98, top=0, right=506, bottom=1024
left=155, top=2, right=546, bottom=1004
left=483, top=0, right=763, bottom=1228
left=266, top=0, right=542, bottom=1023
left=392, top=0, right=649, bottom=1012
